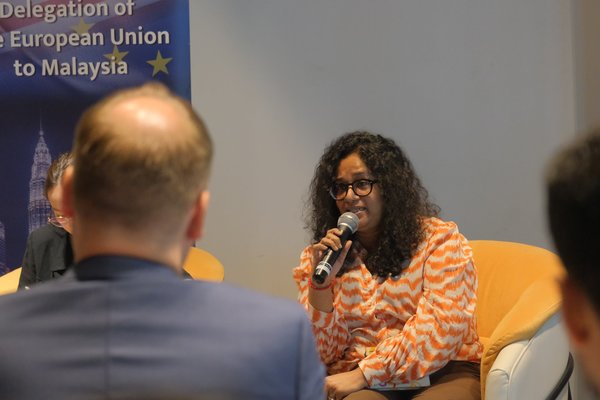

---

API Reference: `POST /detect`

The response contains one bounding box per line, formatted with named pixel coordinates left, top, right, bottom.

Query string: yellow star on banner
left=71, top=18, right=94, bottom=35
left=147, top=50, right=173, bottom=77
left=104, top=46, right=129, bottom=63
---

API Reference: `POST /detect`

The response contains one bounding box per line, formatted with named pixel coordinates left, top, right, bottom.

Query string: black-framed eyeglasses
left=329, top=179, right=378, bottom=200
left=48, top=216, right=71, bottom=228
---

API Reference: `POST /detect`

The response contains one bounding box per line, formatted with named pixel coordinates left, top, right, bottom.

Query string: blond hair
left=72, top=82, right=213, bottom=231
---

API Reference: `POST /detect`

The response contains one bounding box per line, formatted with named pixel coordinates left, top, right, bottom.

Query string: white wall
left=572, top=0, right=600, bottom=133
left=189, top=0, right=575, bottom=300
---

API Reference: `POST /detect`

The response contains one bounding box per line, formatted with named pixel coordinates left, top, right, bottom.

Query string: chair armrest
left=485, top=314, right=570, bottom=400
left=481, top=277, right=562, bottom=397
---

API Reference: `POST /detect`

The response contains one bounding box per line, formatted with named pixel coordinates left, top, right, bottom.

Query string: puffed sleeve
left=293, top=246, right=351, bottom=364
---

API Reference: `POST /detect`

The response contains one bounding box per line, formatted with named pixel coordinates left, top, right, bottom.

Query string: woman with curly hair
left=293, top=132, right=482, bottom=400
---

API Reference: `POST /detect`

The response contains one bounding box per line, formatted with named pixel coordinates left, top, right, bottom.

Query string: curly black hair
left=306, top=131, right=439, bottom=277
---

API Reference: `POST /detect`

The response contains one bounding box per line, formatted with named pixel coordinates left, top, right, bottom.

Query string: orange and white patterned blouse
left=293, top=217, right=483, bottom=389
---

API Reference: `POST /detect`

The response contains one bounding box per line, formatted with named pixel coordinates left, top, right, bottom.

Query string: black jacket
left=18, top=224, right=73, bottom=289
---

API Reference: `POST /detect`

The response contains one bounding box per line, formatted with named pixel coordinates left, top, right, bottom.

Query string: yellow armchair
left=183, top=247, right=225, bottom=282
left=471, top=240, right=572, bottom=399
left=0, top=267, right=21, bottom=296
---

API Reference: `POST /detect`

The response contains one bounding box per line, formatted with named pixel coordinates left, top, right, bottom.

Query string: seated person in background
left=18, top=150, right=192, bottom=287
left=0, top=82, right=325, bottom=400
left=18, top=152, right=73, bottom=289
left=546, top=129, right=600, bottom=395
left=294, top=131, right=482, bottom=400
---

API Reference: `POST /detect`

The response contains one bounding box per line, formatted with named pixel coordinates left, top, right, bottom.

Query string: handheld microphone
left=312, top=212, right=359, bottom=284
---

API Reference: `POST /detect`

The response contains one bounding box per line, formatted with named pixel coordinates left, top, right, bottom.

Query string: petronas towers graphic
left=0, top=221, right=7, bottom=275
left=28, top=123, right=53, bottom=234
left=0, top=121, right=53, bottom=275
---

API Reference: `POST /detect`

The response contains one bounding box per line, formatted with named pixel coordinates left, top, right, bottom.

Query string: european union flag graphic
left=0, top=0, right=190, bottom=273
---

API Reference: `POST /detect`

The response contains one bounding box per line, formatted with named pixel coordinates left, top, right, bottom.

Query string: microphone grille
left=338, top=212, right=359, bottom=233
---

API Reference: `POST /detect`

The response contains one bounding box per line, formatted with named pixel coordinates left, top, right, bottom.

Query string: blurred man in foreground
left=547, top=129, right=600, bottom=395
left=0, top=82, right=324, bottom=399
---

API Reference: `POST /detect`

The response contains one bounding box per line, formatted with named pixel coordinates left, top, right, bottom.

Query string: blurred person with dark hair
left=19, top=152, right=73, bottom=289
left=0, top=83, right=325, bottom=400
left=547, top=129, right=600, bottom=395
left=294, top=132, right=482, bottom=399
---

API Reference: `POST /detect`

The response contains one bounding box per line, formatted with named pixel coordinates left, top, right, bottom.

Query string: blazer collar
left=71, top=255, right=180, bottom=282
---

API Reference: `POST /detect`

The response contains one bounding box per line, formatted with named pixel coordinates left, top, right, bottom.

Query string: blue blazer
left=0, top=256, right=325, bottom=400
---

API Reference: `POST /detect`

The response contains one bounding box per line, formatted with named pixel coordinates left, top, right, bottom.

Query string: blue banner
left=0, top=0, right=190, bottom=274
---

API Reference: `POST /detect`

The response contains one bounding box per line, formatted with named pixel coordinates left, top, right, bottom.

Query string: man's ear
left=61, top=165, right=75, bottom=218
left=186, top=190, right=210, bottom=241
left=561, top=276, right=593, bottom=348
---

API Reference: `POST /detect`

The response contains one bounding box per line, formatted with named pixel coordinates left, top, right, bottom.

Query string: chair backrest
left=470, top=240, right=565, bottom=397
left=0, top=267, right=22, bottom=296
left=183, top=247, right=225, bottom=282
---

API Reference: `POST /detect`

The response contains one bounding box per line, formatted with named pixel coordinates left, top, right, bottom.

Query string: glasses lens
left=353, top=180, right=373, bottom=196
left=48, top=217, right=61, bottom=227
left=48, top=216, right=70, bottom=228
left=330, top=183, right=347, bottom=200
